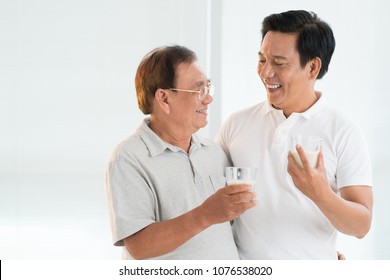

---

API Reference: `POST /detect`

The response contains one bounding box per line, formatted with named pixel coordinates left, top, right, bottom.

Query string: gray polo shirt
left=105, top=118, right=239, bottom=259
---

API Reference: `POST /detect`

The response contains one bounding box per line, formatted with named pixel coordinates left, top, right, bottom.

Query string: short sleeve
left=105, top=157, right=156, bottom=246
left=215, top=116, right=233, bottom=166
left=336, top=124, right=373, bottom=188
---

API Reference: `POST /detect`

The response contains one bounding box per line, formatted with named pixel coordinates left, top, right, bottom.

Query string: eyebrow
left=195, top=79, right=210, bottom=87
left=258, top=52, right=287, bottom=60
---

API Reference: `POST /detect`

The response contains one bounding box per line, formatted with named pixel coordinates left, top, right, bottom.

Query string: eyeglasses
left=167, top=82, right=214, bottom=101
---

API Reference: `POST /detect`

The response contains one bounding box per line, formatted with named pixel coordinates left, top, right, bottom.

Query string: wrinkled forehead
left=175, top=61, right=208, bottom=87
left=260, top=31, right=299, bottom=57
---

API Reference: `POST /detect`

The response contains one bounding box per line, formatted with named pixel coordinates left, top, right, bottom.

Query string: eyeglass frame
left=166, top=81, right=214, bottom=101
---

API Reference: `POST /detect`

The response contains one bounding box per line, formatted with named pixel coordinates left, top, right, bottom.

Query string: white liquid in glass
left=226, top=180, right=255, bottom=191
left=291, top=151, right=319, bottom=169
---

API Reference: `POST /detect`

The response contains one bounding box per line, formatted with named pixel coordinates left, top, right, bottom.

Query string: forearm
left=123, top=184, right=256, bottom=259
left=124, top=206, right=209, bottom=259
left=315, top=190, right=372, bottom=238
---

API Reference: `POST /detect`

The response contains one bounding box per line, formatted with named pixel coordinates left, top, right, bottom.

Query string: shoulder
left=193, top=134, right=227, bottom=158
left=221, top=102, right=266, bottom=131
left=220, top=102, right=266, bottom=133
left=108, top=132, right=146, bottom=164
left=198, top=135, right=225, bottom=153
left=319, top=102, right=362, bottom=132
left=227, top=102, right=266, bottom=121
left=316, top=102, right=369, bottom=154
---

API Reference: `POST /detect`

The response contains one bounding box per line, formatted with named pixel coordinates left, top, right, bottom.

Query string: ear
left=154, top=89, right=171, bottom=114
left=308, top=57, right=322, bottom=80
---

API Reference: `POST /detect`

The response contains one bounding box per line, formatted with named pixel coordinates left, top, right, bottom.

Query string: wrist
left=313, top=185, right=337, bottom=206
left=191, top=205, right=212, bottom=230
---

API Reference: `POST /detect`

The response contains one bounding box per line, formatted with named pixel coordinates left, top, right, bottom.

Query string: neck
left=283, top=91, right=320, bottom=118
left=149, top=115, right=192, bottom=153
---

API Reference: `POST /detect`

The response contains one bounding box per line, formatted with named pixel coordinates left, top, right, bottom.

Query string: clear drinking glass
left=291, top=135, right=322, bottom=168
left=225, top=167, right=257, bottom=191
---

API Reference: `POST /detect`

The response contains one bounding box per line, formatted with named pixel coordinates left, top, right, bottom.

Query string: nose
left=258, top=62, right=275, bottom=80
left=202, top=94, right=213, bottom=105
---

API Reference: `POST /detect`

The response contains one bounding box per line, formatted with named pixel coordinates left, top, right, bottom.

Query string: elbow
left=126, top=245, right=141, bottom=260
left=355, top=230, right=369, bottom=239
left=354, top=222, right=372, bottom=239
left=129, top=252, right=144, bottom=260
left=126, top=244, right=149, bottom=260
left=355, top=233, right=366, bottom=239
left=354, top=209, right=373, bottom=239
left=124, top=237, right=147, bottom=260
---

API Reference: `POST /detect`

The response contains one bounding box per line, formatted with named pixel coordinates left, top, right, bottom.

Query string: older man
left=105, top=45, right=256, bottom=260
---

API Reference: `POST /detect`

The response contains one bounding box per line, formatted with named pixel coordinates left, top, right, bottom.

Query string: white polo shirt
left=216, top=94, right=372, bottom=259
left=106, top=118, right=239, bottom=260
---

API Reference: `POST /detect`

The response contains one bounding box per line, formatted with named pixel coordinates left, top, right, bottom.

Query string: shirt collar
left=299, top=91, right=325, bottom=120
left=138, top=118, right=210, bottom=157
left=260, top=100, right=285, bottom=119
left=260, top=91, right=325, bottom=120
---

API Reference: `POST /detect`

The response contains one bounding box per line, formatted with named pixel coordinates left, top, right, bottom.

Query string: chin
left=195, top=121, right=208, bottom=131
left=267, top=97, right=282, bottom=110
left=271, top=103, right=282, bottom=110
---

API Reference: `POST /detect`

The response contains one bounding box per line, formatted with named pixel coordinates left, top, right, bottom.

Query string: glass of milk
left=291, top=135, right=322, bottom=168
left=225, top=167, right=257, bottom=191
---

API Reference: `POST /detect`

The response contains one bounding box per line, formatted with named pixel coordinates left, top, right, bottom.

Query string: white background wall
left=1, top=0, right=389, bottom=259
left=0, top=0, right=210, bottom=259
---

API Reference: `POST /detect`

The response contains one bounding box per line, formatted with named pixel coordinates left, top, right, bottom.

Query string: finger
left=296, top=145, right=312, bottom=172
left=337, top=251, right=346, bottom=260
left=229, top=191, right=256, bottom=204
left=287, top=151, right=301, bottom=176
left=287, top=151, right=298, bottom=168
left=316, top=147, right=324, bottom=169
left=287, top=151, right=295, bottom=166
left=224, top=184, right=253, bottom=195
left=232, top=199, right=258, bottom=214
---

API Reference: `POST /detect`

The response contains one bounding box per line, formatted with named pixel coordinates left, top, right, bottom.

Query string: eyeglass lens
left=200, top=85, right=212, bottom=100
